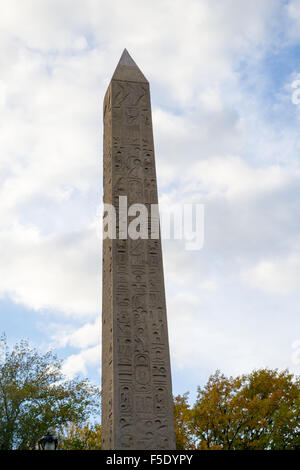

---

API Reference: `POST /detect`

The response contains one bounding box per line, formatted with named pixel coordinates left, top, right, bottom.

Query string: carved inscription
left=102, top=52, right=175, bottom=449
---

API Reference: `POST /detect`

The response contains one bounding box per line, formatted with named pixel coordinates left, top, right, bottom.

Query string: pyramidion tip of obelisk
left=112, top=48, right=148, bottom=83
left=118, top=48, right=138, bottom=67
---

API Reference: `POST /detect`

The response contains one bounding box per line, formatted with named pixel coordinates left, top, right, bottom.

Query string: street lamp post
left=37, top=431, right=58, bottom=450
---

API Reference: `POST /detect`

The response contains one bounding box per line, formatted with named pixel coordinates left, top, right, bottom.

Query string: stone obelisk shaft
left=102, top=50, right=176, bottom=450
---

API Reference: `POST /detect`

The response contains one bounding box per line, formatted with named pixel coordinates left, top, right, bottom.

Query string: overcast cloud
left=1, top=0, right=300, bottom=396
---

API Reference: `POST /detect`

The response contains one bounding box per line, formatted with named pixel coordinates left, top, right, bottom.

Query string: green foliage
left=0, top=335, right=100, bottom=450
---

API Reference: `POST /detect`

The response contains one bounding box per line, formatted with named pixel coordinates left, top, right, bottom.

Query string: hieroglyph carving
left=102, top=50, right=175, bottom=450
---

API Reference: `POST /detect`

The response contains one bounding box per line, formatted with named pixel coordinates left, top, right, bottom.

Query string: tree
left=237, top=369, right=300, bottom=449
left=191, top=369, right=300, bottom=450
left=59, top=422, right=102, bottom=450
left=0, top=335, right=100, bottom=450
left=173, top=393, right=195, bottom=449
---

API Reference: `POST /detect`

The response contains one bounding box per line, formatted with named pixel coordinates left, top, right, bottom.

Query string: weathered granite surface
left=102, top=49, right=176, bottom=450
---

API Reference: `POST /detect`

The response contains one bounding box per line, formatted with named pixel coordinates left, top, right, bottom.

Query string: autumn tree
left=173, top=393, right=195, bottom=449
left=0, top=335, right=100, bottom=450
left=191, top=369, right=300, bottom=450
left=59, top=422, right=102, bottom=450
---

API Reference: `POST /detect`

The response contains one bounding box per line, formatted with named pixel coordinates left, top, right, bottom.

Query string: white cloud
left=62, top=344, right=101, bottom=379
left=0, top=221, right=101, bottom=316
left=0, top=0, right=299, bottom=387
left=167, top=281, right=297, bottom=378
left=286, top=0, right=300, bottom=40
left=243, top=254, right=300, bottom=294
left=52, top=317, right=101, bottom=349
left=183, top=155, right=298, bottom=199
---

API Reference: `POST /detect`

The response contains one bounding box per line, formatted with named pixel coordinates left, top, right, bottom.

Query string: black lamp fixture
left=37, top=430, right=58, bottom=450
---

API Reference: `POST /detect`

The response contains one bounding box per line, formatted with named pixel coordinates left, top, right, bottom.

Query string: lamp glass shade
left=38, top=433, right=58, bottom=450
left=44, top=441, right=56, bottom=450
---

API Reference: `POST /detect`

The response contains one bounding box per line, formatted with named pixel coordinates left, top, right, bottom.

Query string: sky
left=1, top=0, right=300, bottom=406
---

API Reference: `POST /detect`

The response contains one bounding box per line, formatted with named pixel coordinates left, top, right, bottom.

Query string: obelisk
left=102, top=49, right=176, bottom=450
